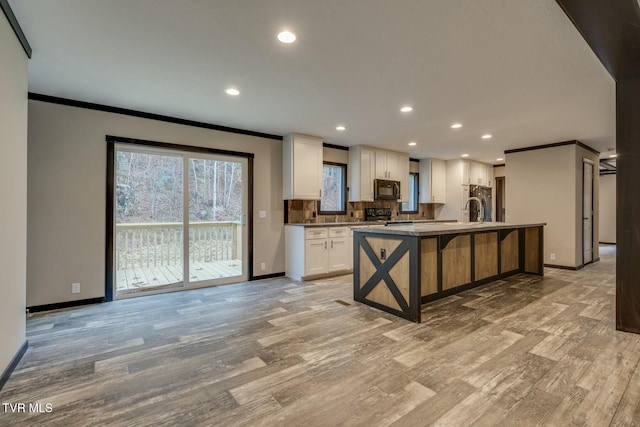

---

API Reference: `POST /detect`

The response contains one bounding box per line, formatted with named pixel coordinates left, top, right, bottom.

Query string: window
left=319, top=162, right=347, bottom=214
left=400, top=172, right=419, bottom=213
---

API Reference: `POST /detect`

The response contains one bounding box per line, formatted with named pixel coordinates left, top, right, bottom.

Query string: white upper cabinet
left=469, top=161, right=493, bottom=187
left=375, top=150, right=407, bottom=181
left=349, top=146, right=409, bottom=201
left=420, top=158, right=446, bottom=203
left=283, top=133, right=323, bottom=200
left=348, top=146, right=376, bottom=201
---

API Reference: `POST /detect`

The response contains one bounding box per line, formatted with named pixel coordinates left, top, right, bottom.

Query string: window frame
left=318, top=161, right=347, bottom=215
left=399, top=172, right=419, bottom=214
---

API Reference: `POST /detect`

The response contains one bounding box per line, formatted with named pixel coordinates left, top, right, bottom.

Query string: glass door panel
left=115, top=148, right=184, bottom=297
left=187, top=155, right=247, bottom=285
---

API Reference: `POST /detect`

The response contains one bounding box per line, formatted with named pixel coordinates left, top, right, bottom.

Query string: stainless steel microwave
left=374, top=179, right=401, bottom=200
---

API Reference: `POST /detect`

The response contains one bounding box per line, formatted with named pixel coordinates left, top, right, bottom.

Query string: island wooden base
left=354, top=227, right=544, bottom=323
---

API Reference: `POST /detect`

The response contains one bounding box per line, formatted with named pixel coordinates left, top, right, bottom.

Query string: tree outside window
left=400, top=172, right=418, bottom=213
left=319, top=162, right=347, bottom=214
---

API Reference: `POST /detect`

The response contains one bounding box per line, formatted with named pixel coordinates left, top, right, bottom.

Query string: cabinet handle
left=331, top=240, right=334, bottom=248
left=325, top=241, right=327, bottom=249
left=319, top=189, right=322, bottom=198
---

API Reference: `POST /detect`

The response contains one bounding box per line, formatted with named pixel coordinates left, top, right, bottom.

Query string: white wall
left=0, top=14, right=28, bottom=375
left=506, top=144, right=598, bottom=268
left=599, top=174, right=616, bottom=243
left=27, top=101, right=284, bottom=306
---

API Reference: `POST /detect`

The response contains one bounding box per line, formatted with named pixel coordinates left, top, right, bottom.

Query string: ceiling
left=9, top=0, right=616, bottom=164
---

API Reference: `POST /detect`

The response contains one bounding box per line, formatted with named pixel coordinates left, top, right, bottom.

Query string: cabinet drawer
left=305, top=228, right=328, bottom=240
left=329, top=227, right=349, bottom=237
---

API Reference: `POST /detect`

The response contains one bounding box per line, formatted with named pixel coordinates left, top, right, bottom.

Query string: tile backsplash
left=285, top=200, right=435, bottom=224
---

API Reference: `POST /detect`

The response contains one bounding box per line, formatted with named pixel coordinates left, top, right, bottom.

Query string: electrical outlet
left=260, top=262, right=266, bottom=271
left=550, top=253, right=556, bottom=261
left=259, top=210, right=267, bottom=219
left=71, top=283, right=81, bottom=294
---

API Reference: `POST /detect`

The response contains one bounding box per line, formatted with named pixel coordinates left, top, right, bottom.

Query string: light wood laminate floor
left=2, top=245, right=639, bottom=426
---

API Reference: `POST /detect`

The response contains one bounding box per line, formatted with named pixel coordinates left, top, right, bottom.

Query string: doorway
left=108, top=137, right=251, bottom=299
left=583, top=159, right=594, bottom=265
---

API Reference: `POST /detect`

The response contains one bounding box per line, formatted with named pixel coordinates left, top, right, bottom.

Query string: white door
left=583, top=160, right=594, bottom=264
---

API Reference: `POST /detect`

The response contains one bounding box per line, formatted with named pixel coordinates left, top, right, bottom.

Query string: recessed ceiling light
left=225, top=88, right=240, bottom=96
left=461, top=154, right=470, bottom=158
left=481, top=134, right=492, bottom=139
left=400, top=106, right=413, bottom=113
left=451, top=123, right=462, bottom=129
left=408, top=142, right=417, bottom=146
left=336, top=125, right=346, bottom=131
left=277, top=30, right=297, bottom=44
left=609, top=154, right=618, bottom=158
left=497, top=158, right=504, bottom=161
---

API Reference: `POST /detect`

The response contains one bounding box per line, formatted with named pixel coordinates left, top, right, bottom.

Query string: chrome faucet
left=464, top=197, right=484, bottom=223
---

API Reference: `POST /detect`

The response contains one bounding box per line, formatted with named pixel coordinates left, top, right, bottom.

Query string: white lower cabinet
left=285, top=226, right=353, bottom=280
left=305, top=238, right=329, bottom=275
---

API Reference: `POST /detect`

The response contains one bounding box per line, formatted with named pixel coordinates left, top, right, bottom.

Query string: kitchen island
left=353, top=222, right=545, bottom=322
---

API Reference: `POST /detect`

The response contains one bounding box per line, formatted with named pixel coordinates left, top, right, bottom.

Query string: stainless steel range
left=365, top=208, right=392, bottom=222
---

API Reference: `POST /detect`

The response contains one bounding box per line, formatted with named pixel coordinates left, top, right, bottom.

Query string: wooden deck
left=116, top=259, right=242, bottom=294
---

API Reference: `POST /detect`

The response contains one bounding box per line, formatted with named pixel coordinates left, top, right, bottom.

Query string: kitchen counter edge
left=351, top=222, right=546, bottom=236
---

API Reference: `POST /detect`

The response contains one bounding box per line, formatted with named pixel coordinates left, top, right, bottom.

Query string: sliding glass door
left=187, top=154, right=247, bottom=285
left=114, top=144, right=248, bottom=298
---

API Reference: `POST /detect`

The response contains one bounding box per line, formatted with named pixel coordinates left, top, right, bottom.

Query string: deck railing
left=116, top=221, right=242, bottom=270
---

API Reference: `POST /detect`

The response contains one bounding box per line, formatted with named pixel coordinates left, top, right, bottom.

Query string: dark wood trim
left=0, top=0, right=32, bottom=58
left=599, top=242, right=616, bottom=245
left=616, top=75, right=640, bottom=333
left=322, top=143, right=349, bottom=151
left=493, top=163, right=506, bottom=168
left=555, top=0, right=640, bottom=81
left=504, top=140, right=599, bottom=156
left=247, top=157, right=255, bottom=280
left=409, top=158, right=420, bottom=163
left=544, top=263, right=583, bottom=271
left=29, top=93, right=282, bottom=141
left=106, top=135, right=255, bottom=159
left=0, top=340, right=28, bottom=391
left=105, top=141, right=115, bottom=301
left=28, top=298, right=105, bottom=313
left=251, top=272, right=285, bottom=281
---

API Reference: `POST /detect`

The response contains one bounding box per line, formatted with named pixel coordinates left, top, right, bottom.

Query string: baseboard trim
left=28, top=297, right=105, bottom=313
left=251, top=272, right=285, bottom=281
left=544, top=263, right=583, bottom=271
left=599, top=242, right=616, bottom=245
left=0, top=340, right=28, bottom=391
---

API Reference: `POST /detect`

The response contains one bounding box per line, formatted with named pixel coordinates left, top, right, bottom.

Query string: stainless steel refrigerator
left=469, top=185, right=492, bottom=222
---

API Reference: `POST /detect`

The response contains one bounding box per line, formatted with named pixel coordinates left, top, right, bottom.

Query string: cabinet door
left=431, top=159, right=446, bottom=203
left=469, top=162, right=482, bottom=186
left=305, top=239, right=328, bottom=275
left=397, top=154, right=410, bottom=202
left=361, top=149, right=375, bottom=201
left=284, top=134, right=323, bottom=199
left=294, top=137, right=323, bottom=199
left=461, top=160, right=470, bottom=185
left=385, top=152, right=399, bottom=179
left=375, top=151, right=388, bottom=179
left=328, top=237, right=350, bottom=272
